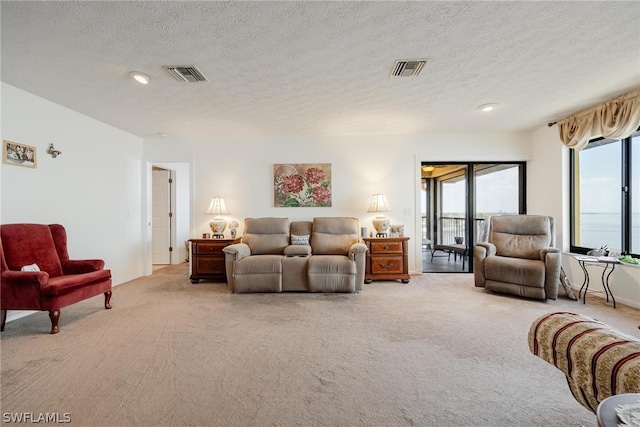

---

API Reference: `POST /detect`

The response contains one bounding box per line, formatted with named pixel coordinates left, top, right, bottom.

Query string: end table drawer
left=370, top=256, right=404, bottom=274
left=194, top=241, right=230, bottom=254
left=194, top=256, right=225, bottom=274
left=370, top=241, right=403, bottom=254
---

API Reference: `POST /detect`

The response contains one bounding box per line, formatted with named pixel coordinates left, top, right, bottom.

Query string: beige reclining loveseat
left=222, top=217, right=367, bottom=293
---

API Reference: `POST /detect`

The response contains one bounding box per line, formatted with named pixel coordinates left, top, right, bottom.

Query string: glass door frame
left=421, top=161, right=527, bottom=273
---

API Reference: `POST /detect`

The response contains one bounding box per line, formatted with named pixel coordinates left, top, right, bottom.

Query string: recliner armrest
left=475, top=242, right=496, bottom=258
left=540, top=247, right=560, bottom=261
left=222, top=243, right=251, bottom=261
left=348, top=242, right=368, bottom=259
left=62, top=259, right=105, bottom=274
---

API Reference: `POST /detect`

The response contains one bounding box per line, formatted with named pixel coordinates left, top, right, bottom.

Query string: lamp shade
left=205, top=197, right=230, bottom=216
left=367, top=194, right=391, bottom=213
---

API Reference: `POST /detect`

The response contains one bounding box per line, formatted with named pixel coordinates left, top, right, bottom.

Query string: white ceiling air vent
left=390, top=60, right=426, bottom=77
left=164, top=65, right=208, bottom=82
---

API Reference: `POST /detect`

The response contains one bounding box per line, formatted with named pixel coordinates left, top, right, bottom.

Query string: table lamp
left=367, top=194, right=391, bottom=237
left=205, top=196, right=230, bottom=238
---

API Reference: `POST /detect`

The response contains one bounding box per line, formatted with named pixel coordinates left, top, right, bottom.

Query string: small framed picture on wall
left=3, top=140, right=37, bottom=168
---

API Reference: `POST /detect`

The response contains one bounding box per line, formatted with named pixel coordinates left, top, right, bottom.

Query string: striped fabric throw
left=528, top=311, right=640, bottom=413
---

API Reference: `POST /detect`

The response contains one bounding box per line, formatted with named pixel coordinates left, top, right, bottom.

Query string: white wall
left=1, top=83, right=144, bottom=287
left=143, top=132, right=532, bottom=274
left=528, top=125, right=565, bottom=248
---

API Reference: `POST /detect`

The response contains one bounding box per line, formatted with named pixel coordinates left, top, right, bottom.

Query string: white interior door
left=152, top=168, right=172, bottom=264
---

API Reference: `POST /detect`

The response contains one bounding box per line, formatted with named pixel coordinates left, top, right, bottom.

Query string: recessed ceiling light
left=128, top=71, right=151, bottom=85
left=478, top=103, right=497, bottom=112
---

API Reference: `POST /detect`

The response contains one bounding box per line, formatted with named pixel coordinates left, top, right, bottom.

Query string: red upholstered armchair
left=1, top=224, right=112, bottom=334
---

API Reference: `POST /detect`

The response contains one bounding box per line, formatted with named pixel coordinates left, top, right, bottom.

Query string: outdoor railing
left=422, top=216, right=487, bottom=246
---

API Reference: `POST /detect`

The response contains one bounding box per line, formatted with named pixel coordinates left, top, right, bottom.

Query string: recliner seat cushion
left=43, top=269, right=112, bottom=297
left=233, top=255, right=283, bottom=293
left=308, top=256, right=356, bottom=292
left=484, top=256, right=545, bottom=287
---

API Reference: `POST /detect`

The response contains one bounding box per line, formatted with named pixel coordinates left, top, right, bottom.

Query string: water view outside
left=578, top=213, right=640, bottom=252
left=441, top=165, right=520, bottom=216
left=576, top=136, right=639, bottom=254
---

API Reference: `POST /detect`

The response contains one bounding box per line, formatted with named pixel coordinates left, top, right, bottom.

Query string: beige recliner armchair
left=474, top=215, right=561, bottom=300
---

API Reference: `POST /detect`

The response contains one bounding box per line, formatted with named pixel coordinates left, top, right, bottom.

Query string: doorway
left=144, top=160, right=191, bottom=276
left=152, top=167, right=173, bottom=266
left=421, top=162, right=526, bottom=273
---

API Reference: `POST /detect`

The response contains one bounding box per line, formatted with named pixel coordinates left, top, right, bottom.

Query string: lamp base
left=209, top=219, right=228, bottom=236
left=372, top=217, right=390, bottom=235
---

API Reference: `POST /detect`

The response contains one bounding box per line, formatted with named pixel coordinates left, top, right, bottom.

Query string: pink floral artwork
left=274, top=163, right=332, bottom=207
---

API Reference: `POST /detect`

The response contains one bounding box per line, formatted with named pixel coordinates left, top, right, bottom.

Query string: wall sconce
left=46, top=143, right=62, bottom=158
left=205, top=196, right=230, bottom=238
left=367, top=194, right=391, bottom=237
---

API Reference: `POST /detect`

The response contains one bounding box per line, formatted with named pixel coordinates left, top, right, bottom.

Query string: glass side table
left=574, top=256, right=621, bottom=308
left=596, top=393, right=640, bottom=427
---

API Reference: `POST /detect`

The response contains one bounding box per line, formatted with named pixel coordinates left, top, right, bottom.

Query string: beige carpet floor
left=1, top=263, right=639, bottom=427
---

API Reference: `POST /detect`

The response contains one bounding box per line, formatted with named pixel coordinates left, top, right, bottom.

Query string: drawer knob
left=383, top=245, right=389, bottom=250
left=379, top=262, right=395, bottom=269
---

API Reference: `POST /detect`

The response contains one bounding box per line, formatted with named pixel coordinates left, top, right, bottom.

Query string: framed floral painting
left=274, top=163, right=331, bottom=207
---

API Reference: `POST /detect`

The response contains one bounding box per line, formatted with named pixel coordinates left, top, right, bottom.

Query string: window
left=570, top=131, right=639, bottom=256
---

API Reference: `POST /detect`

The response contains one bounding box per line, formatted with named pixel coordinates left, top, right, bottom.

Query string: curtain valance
left=557, top=88, right=640, bottom=150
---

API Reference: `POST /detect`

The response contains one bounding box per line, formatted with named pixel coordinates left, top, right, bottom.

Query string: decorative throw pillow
left=559, top=267, right=577, bottom=300
left=291, top=235, right=310, bottom=245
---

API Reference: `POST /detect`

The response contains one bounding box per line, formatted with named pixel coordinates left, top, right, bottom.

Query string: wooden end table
left=188, top=238, right=236, bottom=283
left=363, top=237, right=410, bottom=283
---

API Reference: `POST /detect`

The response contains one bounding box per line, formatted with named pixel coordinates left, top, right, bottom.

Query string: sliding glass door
left=474, top=164, right=523, bottom=241
left=421, top=162, right=525, bottom=273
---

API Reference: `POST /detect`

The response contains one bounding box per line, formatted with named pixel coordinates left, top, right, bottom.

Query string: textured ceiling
left=1, top=1, right=639, bottom=139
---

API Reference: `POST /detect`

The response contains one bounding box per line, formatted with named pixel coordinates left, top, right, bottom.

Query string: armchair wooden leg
left=104, top=291, right=112, bottom=309
left=1, top=310, right=7, bottom=332
left=49, top=310, right=60, bottom=334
